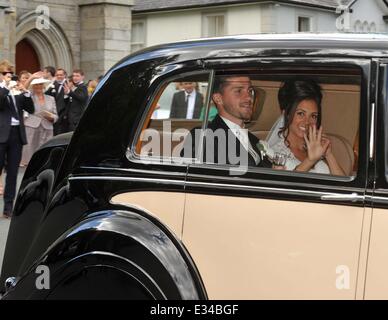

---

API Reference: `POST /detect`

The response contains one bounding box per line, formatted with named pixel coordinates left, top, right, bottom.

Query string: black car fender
left=3, top=209, right=207, bottom=300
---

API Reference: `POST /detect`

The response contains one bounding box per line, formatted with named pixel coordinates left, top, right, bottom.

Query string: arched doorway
left=16, top=39, right=41, bottom=74
left=16, top=12, right=73, bottom=75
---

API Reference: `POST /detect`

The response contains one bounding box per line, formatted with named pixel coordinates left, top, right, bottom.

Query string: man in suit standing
left=46, top=68, right=69, bottom=135
left=170, top=82, right=203, bottom=119
left=42, top=66, right=56, bottom=85
left=0, top=62, right=34, bottom=218
left=181, top=75, right=273, bottom=169
left=64, top=69, right=89, bottom=131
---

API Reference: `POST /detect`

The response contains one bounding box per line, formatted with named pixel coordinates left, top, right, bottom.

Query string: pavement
left=0, top=168, right=25, bottom=276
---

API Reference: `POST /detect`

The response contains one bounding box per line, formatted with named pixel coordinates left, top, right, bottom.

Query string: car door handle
left=321, top=193, right=364, bottom=203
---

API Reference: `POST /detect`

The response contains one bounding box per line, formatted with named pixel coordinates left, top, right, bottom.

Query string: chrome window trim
left=81, top=165, right=355, bottom=183
left=188, top=164, right=357, bottom=183
left=370, top=102, right=376, bottom=160
left=80, top=167, right=187, bottom=177
left=186, top=180, right=362, bottom=200
left=68, top=176, right=185, bottom=186
left=198, top=69, right=215, bottom=162
left=79, top=167, right=358, bottom=193
left=68, top=175, right=363, bottom=201
left=380, top=63, right=388, bottom=184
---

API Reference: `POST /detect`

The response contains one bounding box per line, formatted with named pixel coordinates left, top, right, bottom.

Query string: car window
left=133, top=72, right=211, bottom=161
left=130, top=67, right=362, bottom=178
left=197, top=68, right=362, bottom=177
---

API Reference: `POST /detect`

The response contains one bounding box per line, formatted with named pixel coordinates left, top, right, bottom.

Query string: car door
left=182, top=58, right=371, bottom=299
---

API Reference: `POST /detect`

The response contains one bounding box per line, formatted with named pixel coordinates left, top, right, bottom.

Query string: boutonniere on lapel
left=256, top=140, right=274, bottom=161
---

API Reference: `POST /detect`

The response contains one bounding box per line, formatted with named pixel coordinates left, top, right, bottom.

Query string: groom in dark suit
left=46, top=68, right=69, bottom=135
left=64, top=69, right=89, bottom=131
left=181, top=75, right=272, bottom=168
left=170, top=82, right=203, bottom=119
left=0, top=67, right=34, bottom=218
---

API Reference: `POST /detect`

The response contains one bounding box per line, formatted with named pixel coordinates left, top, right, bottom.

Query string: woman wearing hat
left=21, top=78, right=58, bottom=165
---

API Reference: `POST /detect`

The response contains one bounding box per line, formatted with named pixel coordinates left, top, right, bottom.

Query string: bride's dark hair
left=277, top=79, right=322, bottom=147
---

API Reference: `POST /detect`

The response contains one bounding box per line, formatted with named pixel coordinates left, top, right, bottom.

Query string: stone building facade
left=0, top=0, right=134, bottom=80
left=132, top=0, right=388, bottom=50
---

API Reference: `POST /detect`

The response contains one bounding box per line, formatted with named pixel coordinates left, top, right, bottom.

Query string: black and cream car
left=1, top=33, right=388, bottom=299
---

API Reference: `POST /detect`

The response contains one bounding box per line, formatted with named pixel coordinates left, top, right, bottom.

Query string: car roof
left=109, top=33, right=388, bottom=76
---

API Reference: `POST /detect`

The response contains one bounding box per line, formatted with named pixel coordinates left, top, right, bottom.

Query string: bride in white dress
left=268, top=79, right=345, bottom=176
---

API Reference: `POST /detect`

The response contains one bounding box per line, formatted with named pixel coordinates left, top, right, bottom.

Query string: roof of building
left=133, top=0, right=355, bottom=13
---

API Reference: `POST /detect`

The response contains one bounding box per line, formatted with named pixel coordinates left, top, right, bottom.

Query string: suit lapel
left=248, top=133, right=261, bottom=156
left=9, top=93, right=21, bottom=117
left=212, top=116, right=265, bottom=166
left=193, top=93, right=202, bottom=118
left=209, top=115, right=228, bottom=131
left=179, top=91, right=186, bottom=118
left=55, top=82, right=62, bottom=96
left=249, top=133, right=273, bottom=167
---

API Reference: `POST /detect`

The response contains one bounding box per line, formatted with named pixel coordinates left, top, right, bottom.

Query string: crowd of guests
left=0, top=59, right=101, bottom=218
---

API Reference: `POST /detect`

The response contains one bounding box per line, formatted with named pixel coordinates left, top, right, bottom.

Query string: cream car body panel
left=183, top=194, right=365, bottom=299
left=111, top=192, right=185, bottom=239
left=363, top=209, right=388, bottom=299
left=355, top=207, right=373, bottom=300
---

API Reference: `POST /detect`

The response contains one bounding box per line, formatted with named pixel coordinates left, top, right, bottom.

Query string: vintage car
left=1, top=33, right=388, bottom=299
